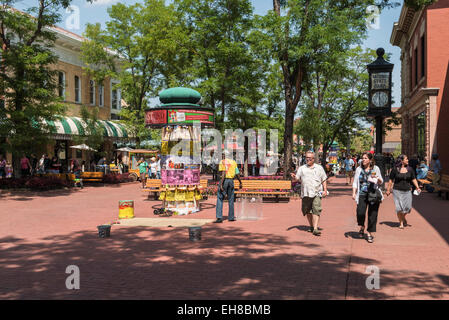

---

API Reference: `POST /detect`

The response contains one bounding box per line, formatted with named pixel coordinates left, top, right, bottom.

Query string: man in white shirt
left=291, top=151, right=328, bottom=236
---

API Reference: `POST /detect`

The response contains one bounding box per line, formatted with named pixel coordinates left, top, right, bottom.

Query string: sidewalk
left=0, top=175, right=448, bottom=299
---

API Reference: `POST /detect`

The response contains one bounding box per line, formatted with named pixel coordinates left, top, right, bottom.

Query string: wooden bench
left=143, top=179, right=208, bottom=200
left=433, top=174, right=449, bottom=200
left=418, top=171, right=434, bottom=185
left=234, top=180, right=292, bottom=203
left=80, top=172, right=104, bottom=182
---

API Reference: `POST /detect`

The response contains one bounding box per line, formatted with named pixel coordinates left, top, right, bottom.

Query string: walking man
left=344, top=155, right=355, bottom=185
left=291, top=151, right=328, bottom=236
left=215, top=153, right=242, bottom=223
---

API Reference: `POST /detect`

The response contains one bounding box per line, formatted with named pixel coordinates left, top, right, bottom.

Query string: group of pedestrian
left=0, top=154, right=13, bottom=179
left=214, top=149, right=436, bottom=244
left=138, top=155, right=161, bottom=188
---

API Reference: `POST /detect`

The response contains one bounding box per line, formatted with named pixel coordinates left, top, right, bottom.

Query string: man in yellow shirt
left=215, top=153, right=242, bottom=223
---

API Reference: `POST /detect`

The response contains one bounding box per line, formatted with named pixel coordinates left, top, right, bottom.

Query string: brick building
left=390, top=1, right=449, bottom=173
left=1, top=23, right=131, bottom=171
left=382, top=107, right=402, bottom=154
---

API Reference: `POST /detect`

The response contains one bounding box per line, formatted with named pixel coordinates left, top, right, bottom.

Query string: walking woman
left=386, top=155, right=421, bottom=229
left=352, top=152, right=383, bottom=243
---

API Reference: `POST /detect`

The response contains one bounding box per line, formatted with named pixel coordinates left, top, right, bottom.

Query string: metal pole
left=374, top=116, right=385, bottom=188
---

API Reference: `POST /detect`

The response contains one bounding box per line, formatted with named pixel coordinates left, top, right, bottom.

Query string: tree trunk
left=283, top=101, right=295, bottom=178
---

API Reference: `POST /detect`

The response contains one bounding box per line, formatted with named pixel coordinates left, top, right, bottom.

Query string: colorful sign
left=167, top=109, right=214, bottom=124
left=161, top=168, right=200, bottom=185
left=145, top=109, right=167, bottom=125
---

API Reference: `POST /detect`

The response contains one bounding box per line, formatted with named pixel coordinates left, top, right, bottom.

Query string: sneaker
left=312, top=229, right=321, bottom=236
left=228, top=218, right=236, bottom=222
left=213, top=219, right=223, bottom=223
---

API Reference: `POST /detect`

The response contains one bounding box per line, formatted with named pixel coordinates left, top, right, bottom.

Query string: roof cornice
left=390, top=5, right=418, bottom=47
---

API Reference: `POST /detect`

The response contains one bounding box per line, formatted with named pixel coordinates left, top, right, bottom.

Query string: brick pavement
left=0, top=176, right=448, bottom=299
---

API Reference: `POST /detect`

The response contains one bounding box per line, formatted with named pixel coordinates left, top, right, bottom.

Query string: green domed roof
left=159, top=87, right=201, bottom=104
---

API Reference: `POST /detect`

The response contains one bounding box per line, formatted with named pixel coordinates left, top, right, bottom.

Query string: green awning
left=44, top=116, right=130, bottom=138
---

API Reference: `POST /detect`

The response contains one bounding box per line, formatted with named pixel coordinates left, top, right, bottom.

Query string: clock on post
left=366, top=48, right=394, bottom=185
left=367, top=48, right=393, bottom=117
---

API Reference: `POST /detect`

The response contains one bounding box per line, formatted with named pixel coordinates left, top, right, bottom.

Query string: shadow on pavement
left=1, top=224, right=447, bottom=300
left=412, top=192, right=449, bottom=245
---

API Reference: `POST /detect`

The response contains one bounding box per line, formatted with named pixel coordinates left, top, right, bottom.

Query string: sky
left=14, top=0, right=404, bottom=108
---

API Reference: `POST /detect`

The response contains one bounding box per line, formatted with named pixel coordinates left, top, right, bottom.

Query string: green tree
left=81, top=0, right=186, bottom=147
left=0, top=1, right=86, bottom=176
left=262, top=0, right=408, bottom=177
left=175, top=0, right=266, bottom=132
left=72, top=105, right=104, bottom=156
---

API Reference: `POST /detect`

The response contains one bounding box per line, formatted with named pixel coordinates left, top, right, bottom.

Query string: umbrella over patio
left=70, top=144, right=97, bottom=152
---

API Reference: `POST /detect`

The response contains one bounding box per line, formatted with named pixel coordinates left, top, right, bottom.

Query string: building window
left=99, top=84, right=104, bottom=107
left=415, top=112, right=426, bottom=159
left=75, top=76, right=81, bottom=103
left=414, top=48, right=418, bottom=87
left=111, top=114, right=121, bottom=120
left=89, top=80, right=95, bottom=105
left=58, top=72, right=65, bottom=98
left=421, top=36, right=425, bottom=79
left=111, top=82, right=121, bottom=110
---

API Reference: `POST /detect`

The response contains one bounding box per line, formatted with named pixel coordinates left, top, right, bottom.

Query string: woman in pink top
left=20, top=155, right=31, bottom=177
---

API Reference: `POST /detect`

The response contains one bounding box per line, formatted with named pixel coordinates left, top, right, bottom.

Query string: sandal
left=366, top=235, right=374, bottom=243
left=359, top=227, right=365, bottom=236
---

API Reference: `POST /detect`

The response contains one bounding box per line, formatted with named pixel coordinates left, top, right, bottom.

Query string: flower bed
left=102, top=173, right=134, bottom=184
left=0, top=176, right=69, bottom=190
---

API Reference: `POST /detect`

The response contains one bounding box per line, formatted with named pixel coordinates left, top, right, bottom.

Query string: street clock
left=367, top=48, right=393, bottom=117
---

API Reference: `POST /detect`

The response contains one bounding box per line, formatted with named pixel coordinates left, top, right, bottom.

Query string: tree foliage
left=0, top=1, right=81, bottom=175
left=81, top=0, right=187, bottom=146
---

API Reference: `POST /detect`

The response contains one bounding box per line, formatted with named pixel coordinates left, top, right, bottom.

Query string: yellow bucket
left=119, top=200, right=134, bottom=219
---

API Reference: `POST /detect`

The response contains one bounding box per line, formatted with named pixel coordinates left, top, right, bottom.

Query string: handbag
left=367, top=186, right=382, bottom=204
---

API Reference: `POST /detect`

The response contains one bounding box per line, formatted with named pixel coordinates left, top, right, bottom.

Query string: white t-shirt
left=295, top=164, right=327, bottom=198
left=150, top=162, right=158, bottom=174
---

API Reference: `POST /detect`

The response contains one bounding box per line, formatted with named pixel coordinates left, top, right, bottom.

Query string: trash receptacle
left=188, top=226, right=201, bottom=241
left=97, top=225, right=111, bottom=238
left=119, top=200, right=134, bottom=219
left=235, top=197, right=263, bottom=221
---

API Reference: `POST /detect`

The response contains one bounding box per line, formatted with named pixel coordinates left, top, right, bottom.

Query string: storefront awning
left=44, top=117, right=130, bottom=138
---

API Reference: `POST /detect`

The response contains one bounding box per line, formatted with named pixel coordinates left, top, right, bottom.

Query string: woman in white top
left=352, top=152, right=383, bottom=243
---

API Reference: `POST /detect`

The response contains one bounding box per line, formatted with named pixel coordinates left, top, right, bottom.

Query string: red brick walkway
left=0, top=176, right=448, bottom=299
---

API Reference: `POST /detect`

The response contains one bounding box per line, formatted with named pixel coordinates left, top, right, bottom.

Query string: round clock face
left=372, top=91, right=388, bottom=107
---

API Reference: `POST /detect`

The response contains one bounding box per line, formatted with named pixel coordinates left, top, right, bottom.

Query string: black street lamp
left=367, top=48, right=394, bottom=182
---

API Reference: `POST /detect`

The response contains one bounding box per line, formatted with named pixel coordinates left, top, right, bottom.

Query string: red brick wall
left=427, top=2, right=449, bottom=174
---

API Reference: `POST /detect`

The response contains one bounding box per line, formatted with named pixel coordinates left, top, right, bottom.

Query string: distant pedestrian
left=352, top=152, right=383, bottom=243
left=43, top=154, right=51, bottom=173
left=386, top=155, right=421, bottom=229
left=30, top=154, right=38, bottom=175
left=156, top=155, right=161, bottom=179
left=149, top=157, right=157, bottom=179
left=0, top=155, right=6, bottom=179
left=214, top=153, right=242, bottom=223
left=137, top=157, right=149, bottom=188
left=20, top=155, right=31, bottom=177
left=344, top=155, right=355, bottom=185
left=431, top=154, right=442, bottom=185
left=37, top=154, right=46, bottom=174
left=290, top=151, right=328, bottom=236
left=416, top=161, right=429, bottom=181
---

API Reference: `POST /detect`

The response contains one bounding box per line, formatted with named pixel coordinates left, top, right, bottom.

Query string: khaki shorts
left=301, top=196, right=322, bottom=216
left=345, top=170, right=354, bottom=177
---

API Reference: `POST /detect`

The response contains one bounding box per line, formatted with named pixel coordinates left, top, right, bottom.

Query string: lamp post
left=367, top=48, right=394, bottom=183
